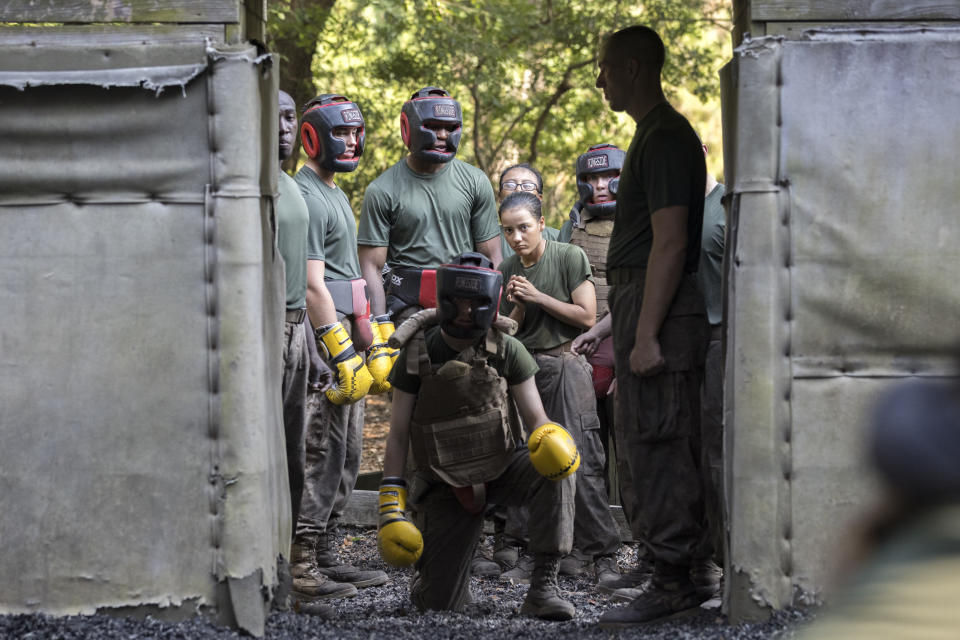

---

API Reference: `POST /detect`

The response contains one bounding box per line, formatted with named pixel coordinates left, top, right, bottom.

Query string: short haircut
left=498, top=163, right=543, bottom=194
left=499, top=191, right=542, bottom=220
left=606, top=25, right=665, bottom=72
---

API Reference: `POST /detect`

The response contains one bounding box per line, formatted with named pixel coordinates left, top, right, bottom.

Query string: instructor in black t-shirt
left=574, top=25, right=714, bottom=627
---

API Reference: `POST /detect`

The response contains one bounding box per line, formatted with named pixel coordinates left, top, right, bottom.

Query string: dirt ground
left=360, top=393, right=391, bottom=474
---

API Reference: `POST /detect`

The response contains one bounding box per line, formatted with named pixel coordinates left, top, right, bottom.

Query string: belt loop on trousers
left=285, top=308, right=306, bottom=324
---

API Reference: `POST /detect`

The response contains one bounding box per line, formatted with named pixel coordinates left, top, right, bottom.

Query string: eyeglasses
left=501, top=180, right=539, bottom=192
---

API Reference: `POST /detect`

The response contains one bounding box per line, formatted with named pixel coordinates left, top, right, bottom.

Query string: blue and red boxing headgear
left=400, top=87, right=462, bottom=164
left=301, top=94, right=365, bottom=172
left=575, top=143, right=625, bottom=217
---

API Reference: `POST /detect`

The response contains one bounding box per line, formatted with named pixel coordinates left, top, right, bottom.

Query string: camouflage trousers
left=610, top=276, right=711, bottom=569
left=281, top=318, right=309, bottom=535
left=534, top=351, right=621, bottom=558
left=701, top=334, right=725, bottom=561
left=409, top=447, right=575, bottom=612
left=296, top=316, right=365, bottom=537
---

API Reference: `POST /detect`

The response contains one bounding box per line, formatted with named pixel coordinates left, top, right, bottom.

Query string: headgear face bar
left=436, top=252, right=502, bottom=340
left=400, top=87, right=462, bottom=164
left=301, top=94, right=365, bottom=172
left=575, top=143, right=625, bottom=217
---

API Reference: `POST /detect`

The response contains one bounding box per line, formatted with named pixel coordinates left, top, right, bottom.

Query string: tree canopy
left=269, top=0, right=731, bottom=228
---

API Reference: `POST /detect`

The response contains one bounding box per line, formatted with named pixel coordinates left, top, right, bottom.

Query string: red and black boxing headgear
left=576, top=143, right=625, bottom=218
left=300, top=94, right=365, bottom=172
left=400, top=87, right=462, bottom=164
left=436, top=252, right=502, bottom=340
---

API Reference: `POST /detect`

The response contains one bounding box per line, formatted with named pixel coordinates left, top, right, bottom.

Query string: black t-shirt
left=606, top=102, right=706, bottom=273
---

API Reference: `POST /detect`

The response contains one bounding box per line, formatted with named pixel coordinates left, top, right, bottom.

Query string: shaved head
left=602, top=25, right=665, bottom=73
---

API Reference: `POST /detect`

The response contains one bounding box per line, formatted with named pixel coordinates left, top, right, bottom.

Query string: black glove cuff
left=329, top=344, right=357, bottom=365
left=380, top=476, right=407, bottom=489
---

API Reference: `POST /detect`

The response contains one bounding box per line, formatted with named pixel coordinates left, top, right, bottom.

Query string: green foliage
left=269, top=0, right=731, bottom=228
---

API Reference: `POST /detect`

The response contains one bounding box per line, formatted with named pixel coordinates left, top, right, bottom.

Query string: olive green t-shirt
left=277, top=171, right=309, bottom=310
left=606, top=102, right=706, bottom=274
left=498, top=240, right=593, bottom=351
left=697, top=183, right=725, bottom=325
left=295, top=166, right=361, bottom=281
left=388, top=326, right=538, bottom=395
left=358, top=158, right=500, bottom=269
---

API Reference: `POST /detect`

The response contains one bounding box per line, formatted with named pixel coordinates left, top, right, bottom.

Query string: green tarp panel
left=722, top=28, right=960, bottom=621
left=0, top=41, right=287, bottom=637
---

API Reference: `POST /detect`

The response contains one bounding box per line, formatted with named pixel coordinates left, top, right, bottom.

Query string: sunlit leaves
left=269, top=0, right=731, bottom=226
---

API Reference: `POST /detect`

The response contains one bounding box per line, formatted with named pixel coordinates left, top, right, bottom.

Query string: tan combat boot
left=313, top=526, right=388, bottom=588
left=520, top=553, right=575, bottom=621
left=290, top=534, right=357, bottom=606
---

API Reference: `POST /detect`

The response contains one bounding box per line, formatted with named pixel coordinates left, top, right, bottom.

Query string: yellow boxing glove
left=317, top=322, right=373, bottom=405
left=366, top=315, right=399, bottom=394
left=377, top=477, right=423, bottom=567
left=528, top=422, right=581, bottom=480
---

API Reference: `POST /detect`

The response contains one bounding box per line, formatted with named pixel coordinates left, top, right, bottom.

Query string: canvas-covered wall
left=722, top=28, right=960, bottom=621
left=0, top=37, right=287, bottom=636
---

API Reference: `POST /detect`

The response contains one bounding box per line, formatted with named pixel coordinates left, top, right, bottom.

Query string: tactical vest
left=402, top=324, right=521, bottom=489
left=570, top=217, right=614, bottom=320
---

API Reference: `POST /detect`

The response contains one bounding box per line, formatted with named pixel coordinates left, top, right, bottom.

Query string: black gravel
left=0, top=526, right=814, bottom=639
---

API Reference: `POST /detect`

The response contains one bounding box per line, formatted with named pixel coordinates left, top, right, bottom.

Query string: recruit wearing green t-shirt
left=606, top=102, right=706, bottom=274
left=498, top=240, right=593, bottom=351
left=358, top=158, right=500, bottom=270
left=295, top=166, right=362, bottom=281
left=697, top=183, right=725, bottom=326
left=499, top=225, right=561, bottom=263
left=277, top=171, right=309, bottom=310
left=388, top=325, right=539, bottom=395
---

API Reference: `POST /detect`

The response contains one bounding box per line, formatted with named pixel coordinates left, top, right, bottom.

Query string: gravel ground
left=0, top=525, right=814, bottom=639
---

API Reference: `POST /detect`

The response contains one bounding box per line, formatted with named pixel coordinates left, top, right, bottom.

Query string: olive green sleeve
left=386, top=344, right=421, bottom=394
left=497, top=335, right=538, bottom=385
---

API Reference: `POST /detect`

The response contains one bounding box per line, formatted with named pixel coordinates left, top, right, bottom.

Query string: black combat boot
left=690, top=558, right=722, bottom=599
left=471, top=548, right=502, bottom=577
left=594, top=554, right=622, bottom=591
left=598, top=563, right=705, bottom=627
left=558, top=548, right=593, bottom=577
left=598, top=551, right=654, bottom=597
left=520, top=553, right=575, bottom=621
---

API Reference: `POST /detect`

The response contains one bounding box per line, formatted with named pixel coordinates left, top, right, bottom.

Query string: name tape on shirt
left=341, top=109, right=362, bottom=123
left=433, top=103, right=457, bottom=118
left=586, top=155, right=609, bottom=169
